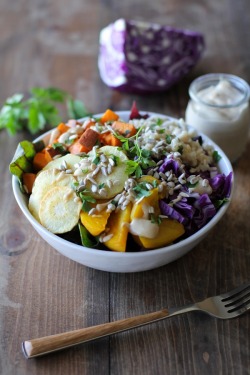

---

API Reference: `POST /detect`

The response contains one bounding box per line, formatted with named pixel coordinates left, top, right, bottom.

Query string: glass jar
left=185, top=73, right=250, bottom=162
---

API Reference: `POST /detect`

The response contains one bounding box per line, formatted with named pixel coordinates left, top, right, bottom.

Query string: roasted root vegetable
left=100, top=109, right=119, bottom=123
left=103, top=203, right=132, bottom=252
left=22, top=173, right=36, bottom=194
left=57, top=122, right=70, bottom=134
left=112, top=121, right=137, bottom=138
left=80, top=207, right=111, bottom=236
left=68, top=140, right=89, bottom=154
left=33, top=149, right=53, bottom=171
left=28, top=169, right=76, bottom=222
left=78, top=128, right=99, bottom=152
left=136, top=219, right=185, bottom=249
left=39, top=186, right=82, bottom=234
left=130, top=188, right=160, bottom=220
left=99, top=131, right=122, bottom=147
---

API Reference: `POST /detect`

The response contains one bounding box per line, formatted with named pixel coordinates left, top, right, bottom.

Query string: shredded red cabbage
left=159, top=157, right=181, bottom=176
left=159, top=172, right=232, bottom=237
left=159, top=200, right=187, bottom=224
left=209, top=172, right=233, bottom=199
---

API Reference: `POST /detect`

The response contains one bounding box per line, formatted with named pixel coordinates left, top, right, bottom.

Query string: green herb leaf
left=213, top=150, right=222, bottom=163
left=177, top=145, right=183, bottom=154
left=187, top=181, right=199, bottom=188
left=92, top=156, right=101, bottom=165
left=0, top=87, right=89, bottom=135
left=110, top=155, right=119, bottom=165
left=166, top=134, right=172, bottom=144
left=133, top=181, right=152, bottom=198
left=30, top=87, right=68, bottom=102
left=52, top=142, right=67, bottom=154
left=126, top=160, right=141, bottom=177
left=214, top=198, right=229, bottom=209
left=150, top=214, right=162, bottom=225
left=67, top=98, right=89, bottom=119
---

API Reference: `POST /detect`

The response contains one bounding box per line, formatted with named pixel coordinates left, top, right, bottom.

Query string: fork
left=22, top=282, right=250, bottom=359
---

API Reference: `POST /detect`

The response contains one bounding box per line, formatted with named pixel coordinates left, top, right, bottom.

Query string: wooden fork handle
left=22, top=309, right=169, bottom=358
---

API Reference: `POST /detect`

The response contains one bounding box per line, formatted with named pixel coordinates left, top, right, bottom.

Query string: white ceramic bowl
left=12, top=111, right=234, bottom=273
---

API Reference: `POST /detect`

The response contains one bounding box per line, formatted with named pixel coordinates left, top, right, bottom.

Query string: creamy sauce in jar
left=185, top=74, right=250, bottom=162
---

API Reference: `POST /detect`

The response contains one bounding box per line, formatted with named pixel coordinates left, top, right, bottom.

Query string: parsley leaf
left=133, top=181, right=153, bottom=198
left=187, top=181, right=199, bottom=188
left=52, top=142, right=68, bottom=154
left=213, top=150, right=222, bottom=163
left=113, top=126, right=156, bottom=177
left=150, top=214, right=162, bottom=225
left=0, top=87, right=90, bottom=135
left=166, top=134, right=172, bottom=144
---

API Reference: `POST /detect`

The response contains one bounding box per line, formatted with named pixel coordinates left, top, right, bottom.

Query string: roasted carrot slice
left=22, top=173, right=36, bottom=193
left=100, top=109, right=119, bottom=123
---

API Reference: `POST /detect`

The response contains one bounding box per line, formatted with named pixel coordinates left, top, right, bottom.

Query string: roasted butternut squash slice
left=135, top=218, right=185, bottom=249
left=80, top=208, right=111, bottom=236
left=104, top=203, right=132, bottom=252
left=131, top=188, right=160, bottom=220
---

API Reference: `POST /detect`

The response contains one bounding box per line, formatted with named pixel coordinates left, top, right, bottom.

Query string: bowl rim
left=12, top=111, right=234, bottom=259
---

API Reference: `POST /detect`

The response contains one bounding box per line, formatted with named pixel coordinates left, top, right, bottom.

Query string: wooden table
left=0, top=0, right=249, bottom=374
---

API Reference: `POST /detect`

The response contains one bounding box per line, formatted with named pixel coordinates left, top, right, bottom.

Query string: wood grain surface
left=0, top=0, right=249, bottom=374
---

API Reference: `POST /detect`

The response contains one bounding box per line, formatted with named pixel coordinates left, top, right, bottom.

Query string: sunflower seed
left=100, top=154, right=107, bottom=163
left=146, top=183, right=153, bottom=190
left=91, top=185, right=98, bottom=193
left=107, top=164, right=112, bottom=175
left=108, top=158, right=115, bottom=166
left=101, top=166, right=107, bottom=176
left=99, top=188, right=108, bottom=197
left=107, top=203, right=116, bottom=212
left=86, top=175, right=97, bottom=185
left=100, top=233, right=113, bottom=242
left=89, top=208, right=97, bottom=215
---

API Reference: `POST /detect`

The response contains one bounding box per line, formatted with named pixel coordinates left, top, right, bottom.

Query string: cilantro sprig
left=0, top=87, right=90, bottom=135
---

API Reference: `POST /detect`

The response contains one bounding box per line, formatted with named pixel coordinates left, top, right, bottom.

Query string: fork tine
left=224, top=290, right=250, bottom=308
left=221, top=282, right=250, bottom=301
left=225, top=295, right=250, bottom=313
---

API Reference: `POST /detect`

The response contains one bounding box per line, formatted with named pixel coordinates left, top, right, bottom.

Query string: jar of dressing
left=185, top=73, right=250, bottom=162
